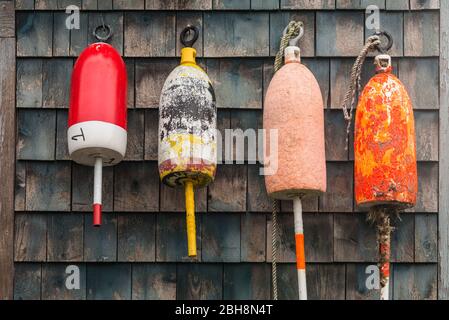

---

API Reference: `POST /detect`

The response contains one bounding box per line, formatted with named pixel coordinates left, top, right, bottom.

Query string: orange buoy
left=354, top=54, right=417, bottom=210
left=353, top=52, right=417, bottom=300
left=264, top=23, right=326, bottom=300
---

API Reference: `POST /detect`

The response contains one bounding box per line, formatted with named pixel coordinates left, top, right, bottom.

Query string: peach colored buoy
left=264, top=53, right=327, bottom=199
left=264, top=26, right=326, bottom=300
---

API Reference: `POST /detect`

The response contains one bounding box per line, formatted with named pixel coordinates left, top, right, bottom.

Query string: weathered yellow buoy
left=158, top=26, right=217, bottom=257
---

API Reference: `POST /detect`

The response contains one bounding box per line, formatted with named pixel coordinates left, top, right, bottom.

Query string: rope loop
left=271, top=199, right=279, bottom=300
left=340, top=31, right=395, bottom=145
left=340, top=35, right=382, bottom=149
left=374, top=30, right=394, bottom=54
left=274, top=21, right=305, bottom=72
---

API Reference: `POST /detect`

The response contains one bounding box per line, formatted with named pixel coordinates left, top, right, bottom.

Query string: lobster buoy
left=354, top=53, right=417, bottom=300
left=68, top=39, right=127, bottom=227
left=159, top=26, right=217, bottom=257
left=355, top=54, right=417, bottom=209
left=264, top=23, right=326, bottom=300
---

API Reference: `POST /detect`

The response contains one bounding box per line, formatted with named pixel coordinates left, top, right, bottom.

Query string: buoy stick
left=370, top=207, right=392, bottom=300
left=379, top=229, right=391, bottom=300
left=185, top=180, right=197, bottom=257
left=379, top=239, right=390, bottom=300
left=293, top=197, right=307, bottom=300
left=93, top=157, right=102, bottom=227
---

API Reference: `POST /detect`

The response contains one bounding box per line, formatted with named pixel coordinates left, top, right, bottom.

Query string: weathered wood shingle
left=223, top=264, right=270, bottom=300
left=270, top=11, right=315, bottom=57
left=208, top=164, right=247, bottom=212
left=113, top=162, right=160, bottom=212
left=42, top=264, right=86, bottom=300
left=132, top=264, right=176, bottom=300
left=202, top=213, right=241, bottom=262
left=207, top=59, right=263, bottom=109
left=86, top=264, right=131, bottom=300
left=316, top=11, right=364, bottom=57
left=177, top=264, right=223, bottom=300
left=47, top=213, right=83, bottom=262
left=17, top=12, right=52, bottom=56
left=124, top=12, right=175, bottom=57
left=204, top=12, right=269, bottom=57
left=156, top=212, right=203, bottom=262
left=118, top=213, right=156, bottom=262
left=17, top=109, right=56, bottom=160
left=25, top=162, right=71, bottom=211
left=281, top=0, right=335, bottom=9
left=84, top=213, right=117, bottom=262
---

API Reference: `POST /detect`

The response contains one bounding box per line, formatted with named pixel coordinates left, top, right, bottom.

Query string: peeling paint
left=159, top=64, right=217, bottom=188
left=354, top=67, right=418, bottom=209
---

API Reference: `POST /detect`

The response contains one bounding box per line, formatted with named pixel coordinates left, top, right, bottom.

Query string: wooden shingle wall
left=12, top=0, right=442, bottom=300
left=0, top=0, right=15, bottom=300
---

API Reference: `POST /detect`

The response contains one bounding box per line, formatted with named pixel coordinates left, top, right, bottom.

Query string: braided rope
left=367, top=207, right=396, bottom=297
left=274, top=21, right=304, bottom=73
left=271, top=199, right=279, bottom=300
left=340, top=35, right=381, bottom=149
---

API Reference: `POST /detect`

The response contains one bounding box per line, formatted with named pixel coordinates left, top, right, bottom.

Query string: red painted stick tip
left=93, top=204, right=102, bottom=227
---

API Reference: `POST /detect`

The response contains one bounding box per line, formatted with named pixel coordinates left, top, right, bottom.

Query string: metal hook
left=180, top=25, right=199, bottom=48
left=374, top=30, right=394, bottom=54
left=93, top=24, right=113, bottom=42
left=282, top=23, right=305, bottom=47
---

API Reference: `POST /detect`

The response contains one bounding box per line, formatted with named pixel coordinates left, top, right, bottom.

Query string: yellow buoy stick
left=185, top=180, right=197, bottom=257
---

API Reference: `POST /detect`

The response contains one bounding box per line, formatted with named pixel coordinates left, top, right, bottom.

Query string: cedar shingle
left=124, top=12, right=176, bottom=57
left=316, top=11, right=364, bottom=57
left=204, top=12, right=269, bottom=57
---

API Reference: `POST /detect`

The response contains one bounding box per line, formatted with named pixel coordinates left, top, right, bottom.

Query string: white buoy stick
left=93, top=157, right=102, bottom=226
left=293, top=197, right=307, bottom=300
left=381, top=277, right=389, bottom=300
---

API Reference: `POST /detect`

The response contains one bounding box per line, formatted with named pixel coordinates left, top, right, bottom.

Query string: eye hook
left=93, top=24, right=113, bottom=42
left=282, top=22, right=304, bottom=47
left=374, top=30, right=394, bottom=54
left=180, top=25, right=199, bottom=48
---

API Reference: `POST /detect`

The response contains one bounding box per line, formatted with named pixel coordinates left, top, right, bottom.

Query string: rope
left=367, top=206, right=397, bottom=295
left=271, top=199, right=279, bottom=300
left=274, top=21, right=304, bottom=73
left=271, top=20, right=304, bottom=301
left=340, top=35, right=381, bottom=149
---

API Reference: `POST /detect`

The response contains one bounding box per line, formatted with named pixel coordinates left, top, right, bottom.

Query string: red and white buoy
left=68, top=40, right=127, bottom=227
